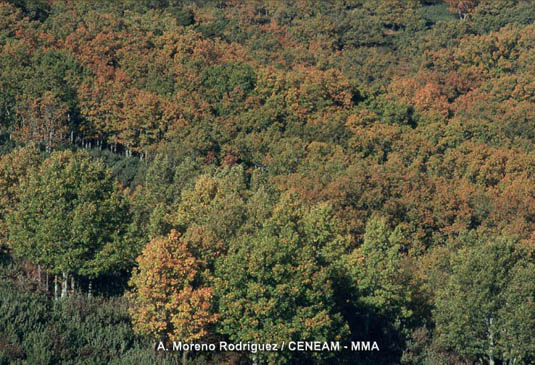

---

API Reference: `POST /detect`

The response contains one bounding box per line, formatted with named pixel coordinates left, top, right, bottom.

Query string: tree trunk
left=488, top=317, right=495, bottom=365
left=71, top=275, right=75, bottom=295
left=61, top=272, right=68, bottom=298
left=37, top=264, right=41, bottom=287
left=45, top=271, right=49, bottom=293
left=54, top=276, right=59, bottom=300
left=88, top=280, right=93, bottom=298
left=182, top=350, right=187, bottom=365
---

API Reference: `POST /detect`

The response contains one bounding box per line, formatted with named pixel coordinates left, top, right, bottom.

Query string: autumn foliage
left=128, top=230, right=218, bottom=344
left=1, top=0, right=535, bottom=363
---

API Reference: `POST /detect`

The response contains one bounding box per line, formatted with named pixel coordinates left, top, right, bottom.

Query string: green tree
left=0, top=145, right=42, bottom=246
left=432, top=235, right=535, bottom=364
left=214, top=193, right=351, bottom=364
left=169, top=166, right=248, bottom=245
left=7, top=150, right=131, bottom=297
left=346, top=216, right=425, bottom=362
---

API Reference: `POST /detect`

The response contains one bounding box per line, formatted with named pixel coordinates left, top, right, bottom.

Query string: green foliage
left=170, top=166, right=248, bottom=244
left=5, top=0, right=50, bottom=21
left=200, top=62, right=257, bottom=116
left=214, top=194, right=351, bottom=364
left=418, top=3, right=457, bottom=24
left=345, top=217, right=428, bottom=363
left=0, top=267, right=158, bottom=365
left=431, top=235, right=535, bottom=364
left=1, top=0, right=535, bottom=363
left=88, top=148, right=141, bottom=188
left=7, top=150, right=132, bottom=279
left=471, top=0, right=535, bottom=33
left=201, top=63, right=257, bottom=99
left=0, top=145, right=42, bottom=246
left=351, top=217, right=414, bottom=323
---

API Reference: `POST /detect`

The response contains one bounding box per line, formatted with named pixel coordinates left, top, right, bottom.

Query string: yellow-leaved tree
left=127, top=230, right=218, bottom=365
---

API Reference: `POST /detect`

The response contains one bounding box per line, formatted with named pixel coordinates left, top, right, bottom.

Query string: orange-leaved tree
left=128, top=230, right=218, bottom=349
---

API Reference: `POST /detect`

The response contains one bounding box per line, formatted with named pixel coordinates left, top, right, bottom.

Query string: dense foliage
left=1, top=0, right=535, bottom=364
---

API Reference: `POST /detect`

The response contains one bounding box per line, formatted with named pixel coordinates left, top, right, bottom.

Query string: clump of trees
left=7, top=150, right=132, bottom=299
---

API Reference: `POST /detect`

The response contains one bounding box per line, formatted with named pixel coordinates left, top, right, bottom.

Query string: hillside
left=1, top=1, right=535, bottom=364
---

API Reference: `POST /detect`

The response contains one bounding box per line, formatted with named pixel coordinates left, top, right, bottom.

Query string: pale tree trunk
left=54, top=276, right=59, bottom=300
left=37, top=265, right=41, bottom=287
left=47, top=131, right=52, bottom=153
left=488, top=317, right=495, bottom=365
left=61, top=272, right=68, bottom=298
left=182, top=350, right=187, bottom=365
left=71, top=275, right=75, bottom=295
left=45, top=271, right=49, bottom=293
left=88, top=280, right=93, bottom=298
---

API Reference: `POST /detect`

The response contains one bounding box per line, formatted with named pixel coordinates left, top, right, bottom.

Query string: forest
left=1, top=0, right=535, bottom=364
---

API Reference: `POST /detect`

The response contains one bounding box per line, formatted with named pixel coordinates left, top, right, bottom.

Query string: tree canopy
left=1, top=0, right=535, bottom=363
left=7, top=150, right=131, bottom=280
